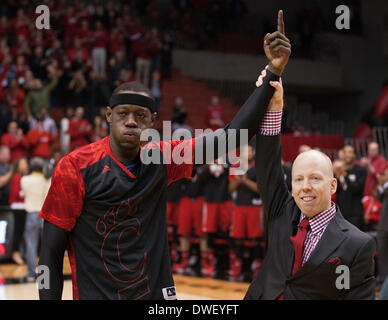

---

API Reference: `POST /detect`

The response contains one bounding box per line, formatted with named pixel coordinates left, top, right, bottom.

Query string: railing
left=344, top=127, right=388, bottom=159
left=373, top=127, right=388, bottom=159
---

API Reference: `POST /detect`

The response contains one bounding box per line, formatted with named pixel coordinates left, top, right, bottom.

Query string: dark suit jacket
left=378, top=186, right=388, bottom=233
left=244, top=134, right=376, bottom=300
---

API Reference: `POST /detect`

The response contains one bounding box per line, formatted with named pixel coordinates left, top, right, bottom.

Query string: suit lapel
left=291, top=209, right=348, bottom=280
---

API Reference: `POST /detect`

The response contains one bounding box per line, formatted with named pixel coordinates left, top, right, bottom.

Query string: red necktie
left=290, top=217, right=310, bottom=275
left=276, top=217, right=310, bottom=300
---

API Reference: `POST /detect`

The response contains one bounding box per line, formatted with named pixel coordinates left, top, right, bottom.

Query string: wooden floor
left=0, top=257, right=249, bottom=300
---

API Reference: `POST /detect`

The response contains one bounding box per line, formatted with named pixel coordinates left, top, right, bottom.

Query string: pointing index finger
left=277, top=9, right=285, bottom=34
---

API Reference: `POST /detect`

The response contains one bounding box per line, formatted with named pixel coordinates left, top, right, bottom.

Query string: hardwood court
left=0, top=256, right=249, bottom=300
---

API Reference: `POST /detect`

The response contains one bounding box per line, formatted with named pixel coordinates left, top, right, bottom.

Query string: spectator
left=133, top=30, right=152, bottom=86
left=161, top=32, right=173, bottom=80
left=68, top=68, right=89, bottom=108
left=91, top=20, right=109, bottom=79
left=114, top=68, right=134, bottom=87
left=298, top=144, right=312, bottom=154
left=292, top=120, right=309, bottom=136
left=149, top=27, right=163, bottom=71
left=360, top=141, right=387, bottom=196
left=0, top=16, right=9, bottom=38
left=29, top=45, right=48, bottom=81
left=109, top=50, right=132, bottom=83
left=9, top=156, right=29, bottom=265
left=21, top=157, right=50, bottom=282
left=66, top=37, right=90, bottom=63
left=172, top=96, right=188, bottom=131
left=5, top=78, right=26, bottom=116
left=76, top=20, right=94, bottom=52
left=150, top=70, right=161, bottom=115
left=0, top=146, right=12, bottom=206
left=24, top=65, right=58, bottom=118
left=333, top=145, right=367, bottom=230
left=108, top=26, right=125, bottom=55
left=27, top=119, right=55, bottom=159
left=69, top=106, right=92, bottom=151
left=0, top=121, right=29, bottom=162
left=41, top=107, right=57, bottom=138
left=60, top=106, right=74, bottom=155
left=205, top=96, right=226, bottom=131
left=91, top=115, right=108, bottom=142
left=14, top=55, right=29, bottom=86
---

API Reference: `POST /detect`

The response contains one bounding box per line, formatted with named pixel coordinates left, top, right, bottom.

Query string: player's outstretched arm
left=38, top=221, right=70, bottom=300
left=255, top=71, right=290, bottom=223
left=193, top=10, right=291, bottom=168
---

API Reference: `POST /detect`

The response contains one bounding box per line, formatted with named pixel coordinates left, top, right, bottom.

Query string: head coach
left=244, top=48, right=376, bottom=299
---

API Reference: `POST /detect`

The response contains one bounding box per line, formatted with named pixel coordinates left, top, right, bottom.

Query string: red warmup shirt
left=27, top=130, right=55, bottom=159
left=205, top=106, right=226, bottom=131
left=76, top=29, right=94, bottom=50
left=363, top=155, right=387, bottom=196
left=362, top=195, right=382, bottom=225
left=0, top=133, right=29, bottom=162
left=109, top=31, right=125, bottom=53
left=9, top=173, right=24, bottom=208
left=69, top=119, right=92, bottom=151
left=132, top=37, right=152, bottom=60
left=66, top=48, right=90, bottom=62
left=93, top=30, right=110, bottom=48
left=5, top=88, right=26, bottom=115
left=11, top=17, right=29, bottom=38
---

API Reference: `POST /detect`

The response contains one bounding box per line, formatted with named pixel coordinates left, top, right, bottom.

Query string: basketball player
left=38, top=10, right=291, bottom=299
left=229, top=145, right=264, bottom=281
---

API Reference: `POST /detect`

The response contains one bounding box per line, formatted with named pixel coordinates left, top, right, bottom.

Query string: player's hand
left=264, top=10, right=291, bottom=76
left=256, top=66, right=284, bottom=111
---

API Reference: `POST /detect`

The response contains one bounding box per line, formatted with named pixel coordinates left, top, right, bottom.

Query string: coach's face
left=106, top=92, right=156, bottom=149
left=291, top=151, right=337, bottom=218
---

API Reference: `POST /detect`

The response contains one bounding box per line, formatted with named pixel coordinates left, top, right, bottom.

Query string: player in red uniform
left=173, top=168, right=206, bottom=275
left=38, top=11, right=291, bottom=299
left=229, top=145, right=264, bottom=281
left=200, top=161, right=234, bottom=277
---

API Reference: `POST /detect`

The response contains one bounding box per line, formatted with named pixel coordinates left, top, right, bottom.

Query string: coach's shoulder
left=342, top=218, right=376, bottom=254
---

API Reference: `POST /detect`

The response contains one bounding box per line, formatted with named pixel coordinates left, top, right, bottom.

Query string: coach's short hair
left=112, top=81, right=154, bottom=101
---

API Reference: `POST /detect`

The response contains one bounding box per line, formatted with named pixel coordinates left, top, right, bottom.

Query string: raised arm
left=193, top=10, right=291, bottom=169
left=255, top=73, right=290, bottom=223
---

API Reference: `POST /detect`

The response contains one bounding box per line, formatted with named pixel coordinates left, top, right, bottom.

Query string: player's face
left=291, top=151, right=337, bottom=218
left=106, top=104, right=156, bottom=149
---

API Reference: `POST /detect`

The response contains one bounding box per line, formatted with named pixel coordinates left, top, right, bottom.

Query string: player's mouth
left=122, top=130, right=140, bottom=140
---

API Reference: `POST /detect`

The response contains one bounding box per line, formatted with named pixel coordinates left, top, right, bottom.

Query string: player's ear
left=149, top=112, right=157, bottom=127
left=106, top=106, right=113, bottom=124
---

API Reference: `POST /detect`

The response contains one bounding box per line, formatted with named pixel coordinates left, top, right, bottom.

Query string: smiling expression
left=291, top=150, right=337, bottom=218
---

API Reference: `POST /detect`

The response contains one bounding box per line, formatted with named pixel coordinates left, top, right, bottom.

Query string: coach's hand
left=264, top=10, right=291, bottom=76
left=256, top=66, right=284, bottom=111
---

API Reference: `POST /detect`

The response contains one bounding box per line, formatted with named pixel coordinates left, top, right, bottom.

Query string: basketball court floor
left=0, top=257, right=249, bottom=300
